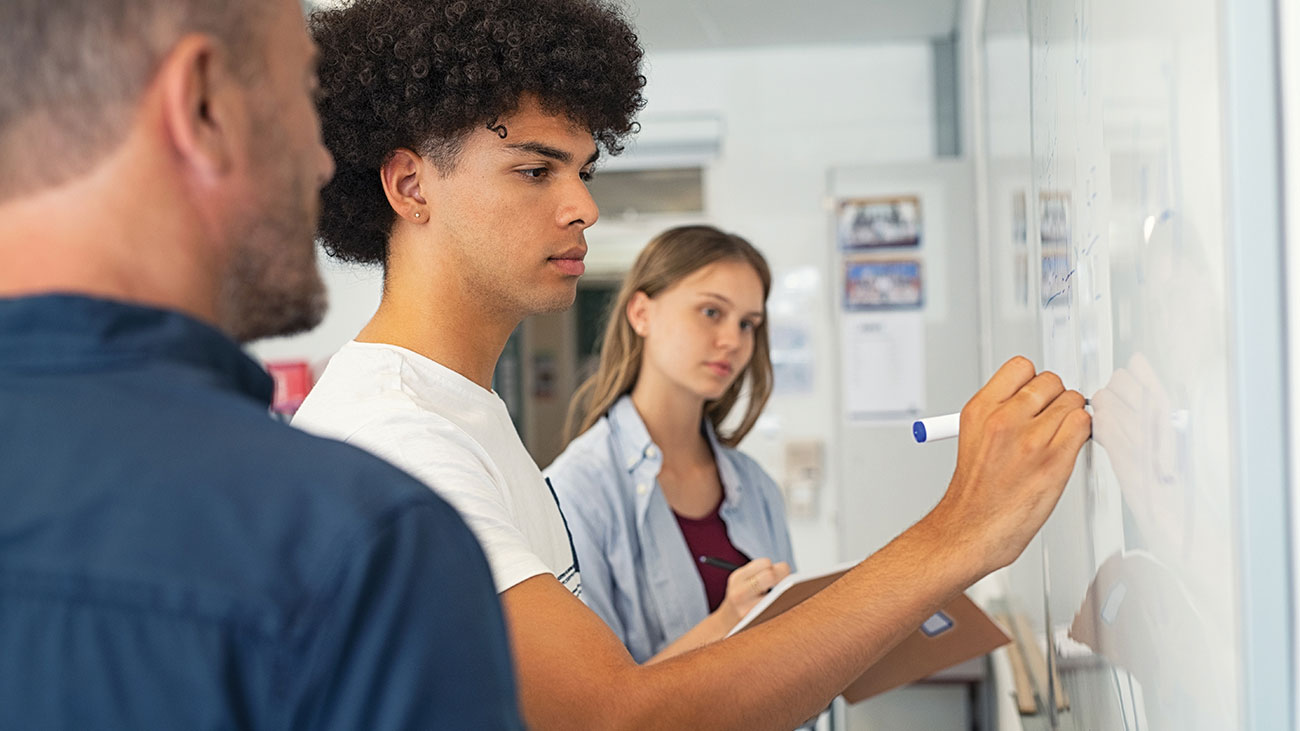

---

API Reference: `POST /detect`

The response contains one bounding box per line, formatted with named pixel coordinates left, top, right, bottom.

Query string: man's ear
left=381, top=149, right=430, bottom=223
left=626, top=291, right=652, bottom=337
left=158, top=34, right=241, bottom=180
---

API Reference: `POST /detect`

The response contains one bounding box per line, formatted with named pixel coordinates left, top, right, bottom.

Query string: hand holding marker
left=913, top=399, right=1091, bottom=443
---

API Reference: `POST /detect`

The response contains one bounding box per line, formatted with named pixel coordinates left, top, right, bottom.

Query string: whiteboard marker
left=912, top=413, right=961, bottom=443
left=913, top=399, right=1091, bottom=443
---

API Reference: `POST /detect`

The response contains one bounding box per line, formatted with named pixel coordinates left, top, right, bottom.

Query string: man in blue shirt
left=0, top=0, right=521, bottom=728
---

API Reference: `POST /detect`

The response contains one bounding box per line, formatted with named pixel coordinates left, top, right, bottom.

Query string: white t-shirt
left=292, top=341, right=581, bottom=596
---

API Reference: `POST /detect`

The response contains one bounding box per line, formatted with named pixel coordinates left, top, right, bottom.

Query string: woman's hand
left=720, top=558, right=791, bottom=626
left=646, top=557, right=792, bottom=664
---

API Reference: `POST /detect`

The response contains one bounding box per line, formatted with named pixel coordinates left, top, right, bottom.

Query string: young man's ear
left=158, top=34, right=241, bottom=180
left=381, top=149, right=430, bottom=223
left=626, top=291, right=652, bottom=337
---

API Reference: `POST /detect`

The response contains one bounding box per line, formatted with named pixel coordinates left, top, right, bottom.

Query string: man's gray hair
left=0, top=0, right=269, bottom=200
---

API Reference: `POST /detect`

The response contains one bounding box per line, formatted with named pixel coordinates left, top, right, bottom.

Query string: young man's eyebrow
left=504, top=141, right=601, bottom=166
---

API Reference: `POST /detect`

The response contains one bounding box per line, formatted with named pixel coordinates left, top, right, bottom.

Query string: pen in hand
left=698, top=555, right=741, bottom=572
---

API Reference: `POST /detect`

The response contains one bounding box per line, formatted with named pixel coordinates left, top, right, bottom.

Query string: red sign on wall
left=266, top=360, right=314, bottom=416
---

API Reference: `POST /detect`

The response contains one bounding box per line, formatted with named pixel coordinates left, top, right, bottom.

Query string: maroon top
left=674, top=503, right=749, bottom=612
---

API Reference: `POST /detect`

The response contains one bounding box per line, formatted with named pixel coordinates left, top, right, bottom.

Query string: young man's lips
left=549, top=257, right=586, bottom=276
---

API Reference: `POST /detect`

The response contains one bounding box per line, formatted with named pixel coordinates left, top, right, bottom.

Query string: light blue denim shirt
left=544, top=395, right=795, bottom=663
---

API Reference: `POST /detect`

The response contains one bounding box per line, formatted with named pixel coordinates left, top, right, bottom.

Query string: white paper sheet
left=841, top=311, right=926, bottom=421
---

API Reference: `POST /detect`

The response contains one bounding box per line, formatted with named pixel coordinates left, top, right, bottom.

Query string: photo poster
left=843, top=257, right=924, bottom=311
left=841, top=311, right=926, bottom=422
left=837, top=193, right=926, bottom=313
left=835, top=193, right=927, bottom=421
left=837, top=194, right=922, bottom=250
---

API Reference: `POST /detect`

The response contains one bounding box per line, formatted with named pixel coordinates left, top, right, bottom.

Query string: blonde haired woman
left=545, top=225, right=794, bottom=664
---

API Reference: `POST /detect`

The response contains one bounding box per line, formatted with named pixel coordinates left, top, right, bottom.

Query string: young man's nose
left=559, top=176, right=599, bottom=230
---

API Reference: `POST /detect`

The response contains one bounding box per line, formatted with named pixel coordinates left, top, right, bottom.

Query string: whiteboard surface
left=982, top=0, right=1245, bottom=727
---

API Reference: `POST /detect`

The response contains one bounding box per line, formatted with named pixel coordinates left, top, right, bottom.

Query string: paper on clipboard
left=726, top=562, right=1012, bottom=703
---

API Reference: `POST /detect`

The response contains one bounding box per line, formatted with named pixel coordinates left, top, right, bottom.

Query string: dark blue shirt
left=0, top=295, right=523, bottom=730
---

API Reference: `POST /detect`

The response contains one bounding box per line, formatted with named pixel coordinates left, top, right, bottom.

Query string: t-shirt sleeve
left=289, top=496, right=524, bottom=730
left=346, top=413, right=555, bottom=593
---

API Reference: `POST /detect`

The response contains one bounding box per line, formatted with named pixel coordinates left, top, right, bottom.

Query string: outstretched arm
left=502, top=357, right=1091, bottom=730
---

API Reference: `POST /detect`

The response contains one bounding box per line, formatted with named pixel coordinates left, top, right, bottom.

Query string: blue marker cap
left=913, top=421, right=927, bottom=443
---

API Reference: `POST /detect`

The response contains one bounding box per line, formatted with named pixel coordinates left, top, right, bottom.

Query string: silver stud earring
left=414, top=212, right=421, bottom=219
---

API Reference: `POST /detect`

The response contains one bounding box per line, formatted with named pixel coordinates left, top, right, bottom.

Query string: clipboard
left=726, top=562, right=1012, bottom=703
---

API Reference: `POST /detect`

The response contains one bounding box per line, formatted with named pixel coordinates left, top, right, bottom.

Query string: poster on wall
left=843, top=257, right=924, bottom=310
left=841, top=311, right=926, bottom=422
left=769, top=322, right=815, bottom=394
left=265, top=360, right=314, bottom=420
left=836, top=195, right=922, bottom=249
left=767, top=265, right=821, bottom=395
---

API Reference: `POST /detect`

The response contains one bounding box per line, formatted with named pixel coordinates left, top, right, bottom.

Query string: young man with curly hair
left=0, top=0, right=520, bottom=727
left=293, top=0, right=1092, bottom=727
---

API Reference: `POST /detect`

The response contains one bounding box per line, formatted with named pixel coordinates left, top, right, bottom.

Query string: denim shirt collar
left=606, top=395, right=744, bottom=530
left=0, top=294, right=274, bottom=405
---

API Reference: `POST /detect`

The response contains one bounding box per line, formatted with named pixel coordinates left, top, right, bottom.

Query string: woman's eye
left=740, top=320, right=755, bottom=332
left=702, top=307, right=720, bottom=318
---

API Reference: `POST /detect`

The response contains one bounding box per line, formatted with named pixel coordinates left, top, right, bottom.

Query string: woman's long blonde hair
left=564, top=225, right=774, bottom=448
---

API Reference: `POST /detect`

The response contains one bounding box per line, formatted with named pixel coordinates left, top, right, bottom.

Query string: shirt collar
left=609, top=394, right=658, bottom=474
left=607, top=394, right=745, bottom=519
left=0, top=294, right=274, bottom=405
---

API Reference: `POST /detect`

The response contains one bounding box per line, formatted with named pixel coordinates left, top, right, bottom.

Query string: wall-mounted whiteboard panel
left=1032, top=0, right=1238, bottom=726
left=977, top=0, right=1291, bottom=727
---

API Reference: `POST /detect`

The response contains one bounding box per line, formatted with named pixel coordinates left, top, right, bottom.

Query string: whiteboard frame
left=1283, top=0, right=1300, bottom=719
left=1222, top=0, right=1294, bottom=728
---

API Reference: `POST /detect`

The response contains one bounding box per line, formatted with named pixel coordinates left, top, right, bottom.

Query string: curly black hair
left=310, top=0, right=647, bottom=266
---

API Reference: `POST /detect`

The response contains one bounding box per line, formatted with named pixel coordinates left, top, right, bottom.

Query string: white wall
left=248, top=254, right=382, bottom=371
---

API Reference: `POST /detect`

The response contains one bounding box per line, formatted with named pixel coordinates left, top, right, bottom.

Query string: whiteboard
left=977, top=0, right=1292, bottom=728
